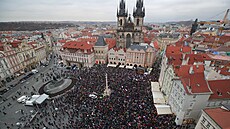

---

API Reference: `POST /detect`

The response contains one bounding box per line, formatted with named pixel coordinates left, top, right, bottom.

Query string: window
left=201, top=117, right=206, bottom=124
left=206, top=123, right=211, bottom=128
left=193, top=95, right=196, bottom=98
left=137, top=19, right=140, bottom=26
left=186, top=110, right=191, bottom=116
left=120, top=19, right=122, bottom=26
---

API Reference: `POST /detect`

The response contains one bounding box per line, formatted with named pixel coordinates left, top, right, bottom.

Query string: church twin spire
left=117, top=0, right=145, bottom=18
left=117, top=0, right=128, bottom=17
left=133, top=0, right=145, bottom=17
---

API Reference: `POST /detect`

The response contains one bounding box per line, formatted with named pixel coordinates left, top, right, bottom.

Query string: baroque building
left=116, top=0, right=145, bottom=48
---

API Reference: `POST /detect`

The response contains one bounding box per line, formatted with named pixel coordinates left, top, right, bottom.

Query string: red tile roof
left=0, top=42, right=4, bottom=51
left=62, top=41, right=93, bottom=50
left=153, top=41, right=159, bottom=49
left=218, top=35, right=230, bottom=44
left=185, top=54, right=204, bottom=65
left=10, top=40, right=22, bottom=48
left=201, top=53, right=212, bottom=60
left=204, top=108, right=230, bottom=129
left=58, top=40, right=67, bottom=44
left=175, top=65, right=212, bottom=94
left=166, top=45, right=192, bottom=57
left=208, top=54, right=230, bottom=61
left=166, top=45, right=192, bottom=66
left=105, top=38, right=116, bottom=50
left=144, top=37, right=151, bottom=44
left=208, top=79, right=230, bottom=99
left=174, top=65, right=205, bottom=77
left=28, top=41, right=37, bottom=45
left=81, top=31, right=92, bottom=37
left=167, top=54, right=183, bottom=65
left=77, top=37, right=97, bottom=45
left=111, top=47, right=126, bottom=52
left=217, top=66, right=230, bottom=76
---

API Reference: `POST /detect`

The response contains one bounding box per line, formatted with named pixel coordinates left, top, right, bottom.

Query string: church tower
left=117, top=0, right=128, bottom=48
left=116, top=0, right=145, bottom=48
left=117, top=0, right=127, bottom=30
left=133, top=0, right=145, bottom=43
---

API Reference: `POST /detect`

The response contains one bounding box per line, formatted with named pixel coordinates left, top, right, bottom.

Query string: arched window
left=120, top=19, right=122, bottom=26
left=137, top=19, right=140, bottom=26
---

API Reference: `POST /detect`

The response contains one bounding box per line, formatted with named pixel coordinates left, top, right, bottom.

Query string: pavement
left=0, top=54, right=66, bottom=129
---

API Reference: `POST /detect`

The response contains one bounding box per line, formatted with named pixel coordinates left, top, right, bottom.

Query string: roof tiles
left=208, top=79, right=230, bottom=99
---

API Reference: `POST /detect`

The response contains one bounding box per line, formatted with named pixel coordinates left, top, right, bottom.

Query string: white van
left=17, top=95, right=28, bottom=103
left=31, top=69, right=38, bottom=73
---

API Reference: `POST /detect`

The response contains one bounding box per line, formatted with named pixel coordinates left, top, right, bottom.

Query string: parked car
left=0, top=87, right=8, bottom=95
left=31, top=69, right=38, bottom=73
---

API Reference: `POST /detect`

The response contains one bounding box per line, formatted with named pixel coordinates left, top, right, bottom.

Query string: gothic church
left=116, top=0, right=145, bottom=48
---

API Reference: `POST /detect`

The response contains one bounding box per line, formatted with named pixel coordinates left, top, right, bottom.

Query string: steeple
left=190, top=19, right=198, bottom=36
left=117, top=0, right=128, bottom=17
left=128, top=14, right=132, bottom=23
left=133, top=0, right=145, bottom=17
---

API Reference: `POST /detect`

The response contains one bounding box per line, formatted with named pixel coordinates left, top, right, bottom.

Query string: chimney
left=217, top=91, right=222, bottom=96
left=189, top=66, right=194, bottom=74
left=218, top=70, right=221, bottom=74
left=182, top=56, right=189, bottom=65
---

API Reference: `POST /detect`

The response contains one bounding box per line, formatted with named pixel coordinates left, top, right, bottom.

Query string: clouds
left=0, top=0, right=229, bottom=22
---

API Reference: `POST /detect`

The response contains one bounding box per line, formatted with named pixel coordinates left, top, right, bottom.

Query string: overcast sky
left=0, top=0, right=229, bottom=22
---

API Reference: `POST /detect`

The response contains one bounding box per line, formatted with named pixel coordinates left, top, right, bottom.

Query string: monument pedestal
left=103, top=88, right=111, bottom=97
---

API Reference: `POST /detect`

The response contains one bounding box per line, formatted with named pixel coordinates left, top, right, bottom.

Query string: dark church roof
left=129, top=44, right=153, bottom=51
left=133, top=0, right=145, bottom=17
left=117, top=0, right=128, bottom=17
left=95, top=36, right=107, bottom=46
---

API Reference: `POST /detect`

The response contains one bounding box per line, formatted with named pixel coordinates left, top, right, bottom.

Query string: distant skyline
left=0, top=0, right=229, bottom=22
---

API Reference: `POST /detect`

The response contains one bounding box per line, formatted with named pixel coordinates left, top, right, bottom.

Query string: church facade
left=116, top=0, right=145, bottom=48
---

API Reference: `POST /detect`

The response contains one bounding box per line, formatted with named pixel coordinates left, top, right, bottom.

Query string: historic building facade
left=94, top=36, right=109, bottom=64
left=60, top=41, right=95, bottom=67
left=116, top=0, right=145, bottom=48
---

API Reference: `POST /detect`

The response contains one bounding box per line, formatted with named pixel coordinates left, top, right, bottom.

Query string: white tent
left=35, top=94, right=49, bottom=104
left=25, top=95, right=40, bottom=106
left=152, top=91, right=165, bottom=104
left=155, top=104, right=172, bottom=115
left=107, top=64, right=117, bottom=67
left=126, top=66, right=134, bottom=69
left=151, top=82, right=160, bottom=92
left=119, top=65, right=125, bottom=68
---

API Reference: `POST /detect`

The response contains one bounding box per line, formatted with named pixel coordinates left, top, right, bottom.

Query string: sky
left=0, top=0, right=229, bottom=22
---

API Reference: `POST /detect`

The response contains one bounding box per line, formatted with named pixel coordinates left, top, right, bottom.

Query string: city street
left=0, top=54, right=63, bottom=128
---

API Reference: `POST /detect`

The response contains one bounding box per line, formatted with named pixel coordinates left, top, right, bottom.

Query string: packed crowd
left=28, top=64, right=179, bottom=129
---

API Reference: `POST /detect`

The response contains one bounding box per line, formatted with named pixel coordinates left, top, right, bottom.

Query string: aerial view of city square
left=0, top=0, right=230, bottom=129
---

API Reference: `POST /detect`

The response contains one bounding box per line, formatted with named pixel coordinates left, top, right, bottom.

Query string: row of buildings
left=0, top=32, right=51, bottom=86
left=57, top=36, right=158, bottom=68
left=158, top=38, right=230, bottom=127
left=56, top=0, right=159, bottom=69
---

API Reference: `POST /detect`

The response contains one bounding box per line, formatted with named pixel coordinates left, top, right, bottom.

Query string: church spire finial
left=133, top=0, right=145, bottom=17
left=117, top=0, right=128, bottom=17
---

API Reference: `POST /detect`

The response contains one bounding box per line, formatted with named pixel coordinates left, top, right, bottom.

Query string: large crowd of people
left=27, top=64, right=179, bottom=129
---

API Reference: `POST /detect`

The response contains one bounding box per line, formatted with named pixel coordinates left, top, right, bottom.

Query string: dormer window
left=217, top=91, right=222, bottom=96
